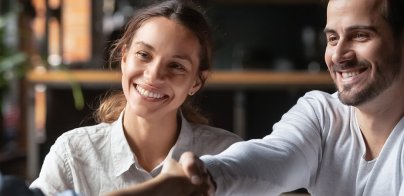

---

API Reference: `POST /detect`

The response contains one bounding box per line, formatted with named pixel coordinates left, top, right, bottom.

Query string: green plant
left=0, top=12, right=27, bottom=90
left=0, top=11, right=84, bottom=110
left=0, top=10, right=26, bottom=152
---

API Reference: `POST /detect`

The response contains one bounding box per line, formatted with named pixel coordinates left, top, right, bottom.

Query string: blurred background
left=0, top=0, right=334, bottom=192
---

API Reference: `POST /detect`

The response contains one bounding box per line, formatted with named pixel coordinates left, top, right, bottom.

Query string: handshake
left=0, top=152, right=214, bottom=196
left=107, top=152, right=215, bottom=196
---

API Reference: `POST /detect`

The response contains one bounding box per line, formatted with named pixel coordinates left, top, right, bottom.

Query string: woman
left=30, top=1, right=241, bottom=195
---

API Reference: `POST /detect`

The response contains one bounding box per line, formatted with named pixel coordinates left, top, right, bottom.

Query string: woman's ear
left=189, top=71, right=209, bottom=96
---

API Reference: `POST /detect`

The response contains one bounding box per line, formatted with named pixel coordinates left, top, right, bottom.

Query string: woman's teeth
left=136, top=86, right=164, bottom=99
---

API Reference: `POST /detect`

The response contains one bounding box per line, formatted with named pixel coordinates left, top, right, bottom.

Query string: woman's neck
left=123, top=109, right=180, bottom=172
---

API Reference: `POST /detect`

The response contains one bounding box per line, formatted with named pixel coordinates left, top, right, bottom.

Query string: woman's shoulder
left=186, top=124, right=242, bottom=155
left=60, top=122, right=111, bottom=138
left=192, top=124, right=242, bottom=146
left=52, top=123, right=114, bottom=151
left=193, top=124, right=241, bottom=140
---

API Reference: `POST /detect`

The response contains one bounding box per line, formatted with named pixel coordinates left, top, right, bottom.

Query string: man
left=177, top=0, right=404, bottom=195
left=43, top=0, right=402, bottom=195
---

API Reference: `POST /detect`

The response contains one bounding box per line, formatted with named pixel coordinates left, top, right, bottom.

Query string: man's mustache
left=331, top=60, right=369, bottom=72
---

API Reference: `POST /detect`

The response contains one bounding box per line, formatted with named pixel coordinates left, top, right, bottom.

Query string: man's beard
left=337, top=58, right=400, bottom=106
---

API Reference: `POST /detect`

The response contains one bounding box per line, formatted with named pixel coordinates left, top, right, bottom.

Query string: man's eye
left=353, top=32, right=369, bottom=41
left=327, top=35, right=338, bottom=46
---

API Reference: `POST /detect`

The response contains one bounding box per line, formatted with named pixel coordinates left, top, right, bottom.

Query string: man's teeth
left=341, top=71, right=360, bottom=79
left=136, top=86, right=164, bottom=99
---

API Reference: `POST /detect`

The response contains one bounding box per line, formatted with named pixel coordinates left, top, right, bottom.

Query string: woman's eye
left=135, top=51, right=151, bottom=61
left=170, top=63, right=186, bottom=72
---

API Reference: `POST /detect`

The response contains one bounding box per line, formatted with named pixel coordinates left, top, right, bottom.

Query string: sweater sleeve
left=201, top=91, right=324, bottom=195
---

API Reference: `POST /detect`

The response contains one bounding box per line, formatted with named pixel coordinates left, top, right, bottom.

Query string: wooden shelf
left=26, top=69, right=333, bottom=89
left=211, top=0, right=323, bottom=5
left=26, top=69, right=121, bottom=85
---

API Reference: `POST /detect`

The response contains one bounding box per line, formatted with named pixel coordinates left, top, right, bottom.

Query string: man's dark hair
left=385, top=0, right=404, bottom=37
left=327, top=0, right=404, bottom=37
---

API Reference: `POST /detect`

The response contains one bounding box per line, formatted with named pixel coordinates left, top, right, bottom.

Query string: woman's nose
left=144, top=60, right=164, bottom=82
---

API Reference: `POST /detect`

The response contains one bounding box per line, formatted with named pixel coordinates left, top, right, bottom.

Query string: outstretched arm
left=106, top=155, right=213, bottom=196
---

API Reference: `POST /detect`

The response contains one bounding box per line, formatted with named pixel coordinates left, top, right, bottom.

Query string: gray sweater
left=202, top=90, right=404, bottom=196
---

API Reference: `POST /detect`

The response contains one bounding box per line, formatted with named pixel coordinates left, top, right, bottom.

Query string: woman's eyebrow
left=173, top=54, right=194, bottom=64
left=133, top=41, right=155, bottom=51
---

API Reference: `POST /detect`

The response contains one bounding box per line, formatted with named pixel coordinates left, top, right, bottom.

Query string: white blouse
left=30, top=112, right=242, bottom=196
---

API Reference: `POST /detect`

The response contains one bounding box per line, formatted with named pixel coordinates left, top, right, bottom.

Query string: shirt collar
left=171, top=112, right=194, bottom=160
left=110, top=110, right=196, bottom=176
left=111, top=111, right=136, bottom=177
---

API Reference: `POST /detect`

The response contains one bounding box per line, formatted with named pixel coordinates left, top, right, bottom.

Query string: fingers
left=162, top=158, right=185, bottom=176
left=179, top=152, right=207, bottom=185
left=163, top=152, right=216, bottom=195
left=161, top=158, right=211, bottom=196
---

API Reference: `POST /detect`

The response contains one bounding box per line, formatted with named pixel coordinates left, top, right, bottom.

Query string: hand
left=105, top=157, right=210, bottom=196
left=179, top=152, right=216, bottom=195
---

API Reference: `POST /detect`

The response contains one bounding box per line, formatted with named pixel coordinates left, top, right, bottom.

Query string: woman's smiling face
left=121, top=16, right=203, bottom=119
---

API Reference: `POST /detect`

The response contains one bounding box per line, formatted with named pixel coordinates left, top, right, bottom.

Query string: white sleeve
left=202, top=92, right=324, bottom=195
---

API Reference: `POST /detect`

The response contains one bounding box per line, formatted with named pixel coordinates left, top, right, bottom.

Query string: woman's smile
left=135, top=84, right=168, bottom=100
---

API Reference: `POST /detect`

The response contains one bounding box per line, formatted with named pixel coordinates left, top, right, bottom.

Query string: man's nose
left=331, top=41, right=355, bottom=65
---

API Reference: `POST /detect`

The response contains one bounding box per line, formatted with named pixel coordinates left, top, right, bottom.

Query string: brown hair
left=383, top=0, right=404, bottom=38
left=327, top=0, right=404, bottom=37
left=94, top=0, right=213, bottom=124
